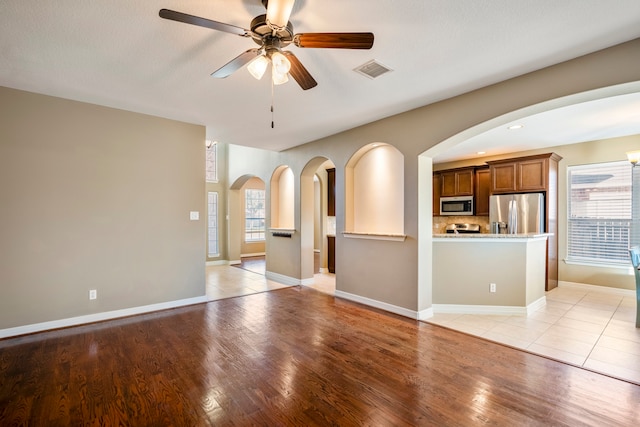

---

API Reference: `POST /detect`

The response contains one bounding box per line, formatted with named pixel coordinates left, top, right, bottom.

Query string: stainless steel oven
left=440, top=196, right=473, bottom=216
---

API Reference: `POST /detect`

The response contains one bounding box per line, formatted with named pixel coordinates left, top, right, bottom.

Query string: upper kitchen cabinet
left=327, top=168, right=336, bottom=217
left=488, top=153, right=562, bottom=194
left=440, top=167, right=474, bottom=197
left=474, top=167, right=490, bottom=216
left=433, top=172, right=442, bottom=216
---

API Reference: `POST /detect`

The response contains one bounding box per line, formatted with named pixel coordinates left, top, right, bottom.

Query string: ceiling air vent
left=353, top=60, right=393, bottom=79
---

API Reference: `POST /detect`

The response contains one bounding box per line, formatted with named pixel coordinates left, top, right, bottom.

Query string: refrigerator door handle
left=508, top=200, right=517, bottom=234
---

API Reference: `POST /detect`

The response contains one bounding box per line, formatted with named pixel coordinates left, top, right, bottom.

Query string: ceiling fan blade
left=282, top=51, right=317, bottom=90
left=265, top=0, right=295, bottom=29
left=159, top=9, right=249, bottom=37
left=211, top=49, right=260, bottom=78
left=294, top=33, right=374, bottom=49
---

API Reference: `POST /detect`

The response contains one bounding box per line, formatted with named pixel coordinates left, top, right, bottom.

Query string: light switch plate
left=190, top=211, right=199, bottom=221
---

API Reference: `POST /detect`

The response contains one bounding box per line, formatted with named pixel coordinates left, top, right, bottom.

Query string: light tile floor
left=427, top=286, right=640, bottom=385
left=206, top=263, right=336, bottom=301
left=206, top=264, right=640, bottom=386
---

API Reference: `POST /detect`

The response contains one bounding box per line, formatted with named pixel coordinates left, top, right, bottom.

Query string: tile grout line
left=580, top=296, right=624, bottom=367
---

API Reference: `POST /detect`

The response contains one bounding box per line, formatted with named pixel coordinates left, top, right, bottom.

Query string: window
left=567, top=161, right=632, bottom=266
left=207, top=192, right=219, bottom=257
left=245, top=189, right=265, bottom=241
left=206, top=141, right=217, bottom=182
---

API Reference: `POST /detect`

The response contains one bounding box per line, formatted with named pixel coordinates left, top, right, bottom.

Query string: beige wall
left=433, top=238, right=546, bottom=307
left=0, top=86, right=206, bottom=330
left=224, top=38, right=640, bottom=314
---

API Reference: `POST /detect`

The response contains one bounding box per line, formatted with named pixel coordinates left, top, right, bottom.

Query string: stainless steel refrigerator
left=489, top=193, right=544, bottom=234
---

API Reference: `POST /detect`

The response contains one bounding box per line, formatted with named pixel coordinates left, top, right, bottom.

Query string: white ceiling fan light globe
left=272, top=66, right=289, bottom=85
left=266, top=0, right=295, bottom=29
left=270, top=51, right=291, bottom=75
left=247, top=55, right=269, bottom=80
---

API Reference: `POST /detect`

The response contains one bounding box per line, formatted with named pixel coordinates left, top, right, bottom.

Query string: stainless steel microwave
left=440, top=196, right=474, bottom=216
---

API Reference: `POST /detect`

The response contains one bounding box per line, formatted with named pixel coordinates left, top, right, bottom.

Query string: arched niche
left=270, top=165, right=294, bottom=230
left=345, top=143, right=405, bottom=238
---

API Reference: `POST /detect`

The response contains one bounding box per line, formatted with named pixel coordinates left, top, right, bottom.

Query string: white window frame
left=206, top=141, right=218, bottom=183
left=566, top=161, right=632, bottom=267
left=245, top=189, right=266, bottom=242
left=207, top=192, right=219, bottom=257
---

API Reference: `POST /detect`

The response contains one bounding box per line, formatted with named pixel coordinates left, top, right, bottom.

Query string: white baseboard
left=265, top=271, right=301, bottom=287
left=418, top=307, right=434, bottom=320
left=229, top=259, right=241, bottom=265
left=433, top=304, right=527, bottom=316
left=0, top=295, right=208, bottom=339
left=319, top=268, right=328, bottom=273
left=527, top=296, right=547, bottom=315
left=334, top=290, right=423, bottom=320
left=558, top=281, right=635, bottom=296
left=432, top=296, right=547, bottom=316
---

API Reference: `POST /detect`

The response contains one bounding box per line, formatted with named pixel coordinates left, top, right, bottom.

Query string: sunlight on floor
left=206, top=263, right=335, bottom=301
left=427, top=286, right=640, bottom=385
left=206, top=263, right=638, bottom=386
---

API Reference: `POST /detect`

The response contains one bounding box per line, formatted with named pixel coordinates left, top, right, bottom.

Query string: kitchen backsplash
left=433, top=216, right=490, bottom=234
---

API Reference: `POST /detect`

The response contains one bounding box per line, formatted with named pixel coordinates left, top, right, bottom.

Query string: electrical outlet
left=89, top=289, right=97, bottom=300
left=490, top=283, right=496, bottom=293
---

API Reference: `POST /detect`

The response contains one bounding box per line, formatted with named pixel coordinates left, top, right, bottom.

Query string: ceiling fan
left=159, top=0, right=374, bottom=90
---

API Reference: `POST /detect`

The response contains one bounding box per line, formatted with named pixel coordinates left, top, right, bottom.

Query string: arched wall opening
left=228, top=174, right=264, bottom=264
left=301, top=157, right=335, bottom=282
left=418, top=82, right=640, bottom=316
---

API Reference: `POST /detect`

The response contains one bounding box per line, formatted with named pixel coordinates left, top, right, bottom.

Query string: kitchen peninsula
left=432, top=233, right=549, bottom=315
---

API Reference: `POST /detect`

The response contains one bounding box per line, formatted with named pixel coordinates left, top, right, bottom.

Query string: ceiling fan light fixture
left=270, top=51, right=291, bottom=75
left=265, top=0, right=295, bottom=30
left=272, top=67, right=289, bottom=85
left=248, top=54, right=269, bottom=80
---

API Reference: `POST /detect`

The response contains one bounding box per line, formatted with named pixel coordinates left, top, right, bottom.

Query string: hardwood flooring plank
left=1, top=286, right=640, bottom=425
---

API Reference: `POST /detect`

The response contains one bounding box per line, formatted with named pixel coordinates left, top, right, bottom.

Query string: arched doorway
left=301, top=157, right=336, bottom=293
left=228, top=174, right=266, bottom=271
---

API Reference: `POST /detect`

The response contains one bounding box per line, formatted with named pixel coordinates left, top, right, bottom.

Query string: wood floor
left=1, top=287, right=639, bottom=426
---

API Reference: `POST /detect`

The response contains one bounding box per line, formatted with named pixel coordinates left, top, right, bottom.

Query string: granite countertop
left=433, top=233, right=552, bottom=239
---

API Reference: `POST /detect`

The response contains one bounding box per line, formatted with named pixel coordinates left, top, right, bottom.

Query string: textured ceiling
left=1, top=0, right=640, bottom=154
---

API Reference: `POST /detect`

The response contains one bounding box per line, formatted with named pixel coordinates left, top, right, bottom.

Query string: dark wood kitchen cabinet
left=327, top=168, right=335, bottom=216
left=474, top=167, right=490, bottom=216
left=327, top=235, right=335, bottom=273
left=488, top=153, right=561, bottom=194
left=433, top=172, right=442, bottom=216
left=440, top=167, right=474, bottom=197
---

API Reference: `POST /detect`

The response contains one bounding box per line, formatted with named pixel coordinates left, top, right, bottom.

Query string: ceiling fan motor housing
left=250, top=14, right=294, bottom=47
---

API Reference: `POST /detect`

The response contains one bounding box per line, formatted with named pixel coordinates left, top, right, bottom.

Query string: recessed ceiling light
left=477, top=151, right=486, bottom=155
left=508, top=124, right=524, bottom=130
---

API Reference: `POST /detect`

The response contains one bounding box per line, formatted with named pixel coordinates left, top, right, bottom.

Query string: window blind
left=208, top=192, right=219, bottom=257
left=245, top=189, right=266, bottom=242
left=567, top=161, right=632, bottom=266
left=206, top=142, right=218, bottom=182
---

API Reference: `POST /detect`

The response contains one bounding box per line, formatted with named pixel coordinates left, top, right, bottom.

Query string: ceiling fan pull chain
left=271, top=77, right=275, bottom=128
